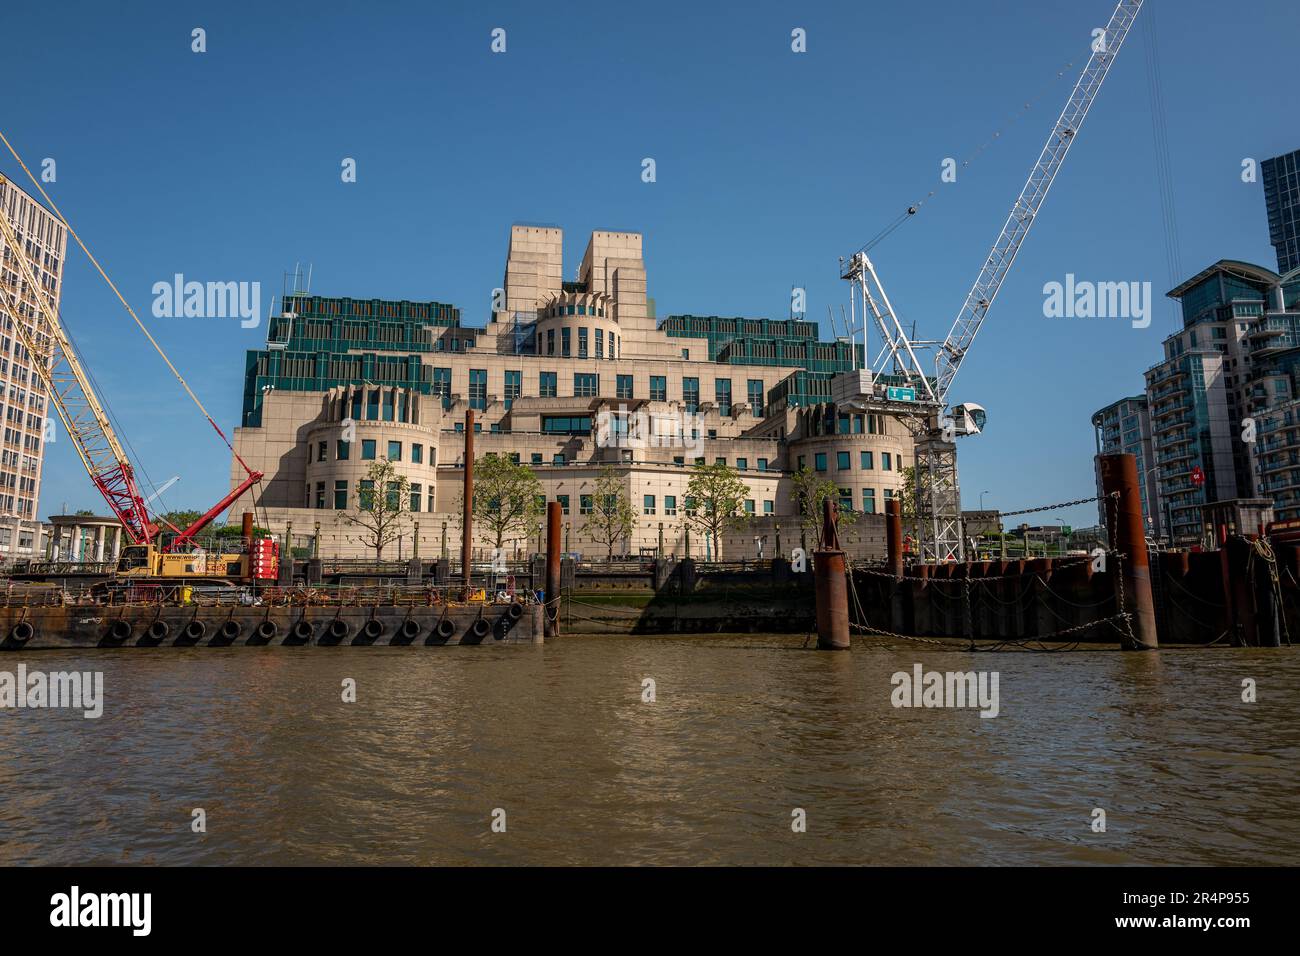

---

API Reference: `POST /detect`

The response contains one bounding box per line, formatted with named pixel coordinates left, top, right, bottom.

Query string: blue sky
left=4, top=0, right=1297, bottom=528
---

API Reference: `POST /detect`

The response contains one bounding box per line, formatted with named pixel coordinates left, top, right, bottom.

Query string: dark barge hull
left=0, top=604, right=543, bottom=650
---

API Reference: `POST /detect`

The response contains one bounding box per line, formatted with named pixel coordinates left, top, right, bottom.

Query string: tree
left=683, top=461, right=750, bottom=561
left=343, top=459, right=410, bottom=560
left=790, top=467, right=857, bottom=548
left=584, top=465, right=637, bottom=560
left=462, top=453, right=544, bottom=553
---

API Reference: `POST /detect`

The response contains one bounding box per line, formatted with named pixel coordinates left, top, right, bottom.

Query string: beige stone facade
left=231, top=225, right=912, bottom=560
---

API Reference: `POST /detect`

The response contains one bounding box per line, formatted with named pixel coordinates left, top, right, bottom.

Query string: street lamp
left=980, top=490, right=990, bottom=511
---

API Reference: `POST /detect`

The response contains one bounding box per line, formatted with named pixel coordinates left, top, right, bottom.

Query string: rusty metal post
left=885, top=497, right=904, bottom=579
left=814, top=498, right=850, bottom=650
left=462, top=409, right=474, bottom=592
left=545, top=501, right=561, bottom=639
left=1099, top=453, right=1158, bottom=650
left=241, top=511, right=255, bottom=584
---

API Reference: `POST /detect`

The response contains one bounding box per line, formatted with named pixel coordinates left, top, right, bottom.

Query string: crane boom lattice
left=935, top=0, right=1143, bottom=404
left=0, top=192, right=155, bottom=544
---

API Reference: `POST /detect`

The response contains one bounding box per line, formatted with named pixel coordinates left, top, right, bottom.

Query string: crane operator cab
left=115, top=543, right=247, bottom=578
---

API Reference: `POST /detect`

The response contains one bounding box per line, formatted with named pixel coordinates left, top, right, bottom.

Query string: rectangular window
left=716, top=378, right=732, bottom=415
left=763, top=500, right=774, bottom=515
left=737, top=457, right=748, bottom=471
left=815, top=452, right=827, bottom=472
left=644, top=494, right=656, bottom=515
left=317, top=441, right=327, bottom=463
left=428, top=488, right=435, bottom=512
left=578, top=328, right=589, bottom=357
left=531, top=453, right=543, bottom=465
left=757, top=457, right=768, bottom=471
left=580, top=494, right=593, bottom=515
left=862, top=488, right=876, bottom=514
left=664, top=495, right=677, bottom=516
left=557, top=494, right=570, bottom=515
left=715, top=457, right=726, bottom=466
left=504, top=370, right=521, bottom=410
left=411, top=443, right=423, bottom=464
left=409, top=483, right=422, bottom=512
left=541, top=415, right=592, bottom=434
left=748, top=379, right=764, bottom=416
left=683, top=377, right=699, bottom=412
left=574, top=373, right=598, bottom=397
left=385, top=482, right=400, bottom=511
left=650, top=376, right=667, bottom=402
left=838, top=488, right=853, bottom=512
left=540, top=371, right=557, bottom=398
left=837, top=451, right=850, bottom=470
left=595, top=328, right=604, bottom=358
left=798, top=455, right=806, bottom=471
left=334, top=480, right=348, bottom=509
left=860, top=451, right=873, bottom=470
left=744, top=499, right=755, bottom=515
left=469, top=369, right=487, bottom=410
left=359, top=479, right=375, bottom=509
left=388, top=440, right=402, bottom=461
left=315, top=482, right=325, bottom=509
left=336, top=440, right=350, bottom=461
left=882, top=452, right=892, bottom=470
left=617, top=374, right=633, bottom=399
left=361, top=439, right=377, bottom=460
left=432, top=368, right=452, bottom=410
left=561, top=328, right=571, bottom=357
left=546, top=329, right=555, bottom=355
left=553, top=453, right=566, bottom=465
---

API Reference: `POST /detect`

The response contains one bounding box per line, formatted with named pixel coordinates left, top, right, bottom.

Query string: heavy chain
left=997, top=492, right=1115, bottom=519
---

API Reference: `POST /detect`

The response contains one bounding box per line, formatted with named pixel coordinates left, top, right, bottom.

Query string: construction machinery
left=0, top=164, right=268, bottom=581
left=837, top=0, right=1143, bottom=561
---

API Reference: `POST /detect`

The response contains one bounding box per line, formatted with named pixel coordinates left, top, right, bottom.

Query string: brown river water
left=1, top=636, right=1297, bottom=865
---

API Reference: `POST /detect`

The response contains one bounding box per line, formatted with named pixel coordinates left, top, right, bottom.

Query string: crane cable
left=1142, top=1, right=1182, bottom=325
left=855, top=37, right=1096, bottom=256
left=0, top=128, right=258, bottom=479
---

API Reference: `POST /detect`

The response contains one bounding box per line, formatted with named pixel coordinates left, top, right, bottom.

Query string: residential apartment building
left=0, top=173, right=65, bottom=560
left=232, top=224, right=915, bottom=558
left=1263, top=149, right=1300, bottom=276
left=1091, top=395, right=1160, bottom=536
left=1096, top=259, right=1300, bottom=543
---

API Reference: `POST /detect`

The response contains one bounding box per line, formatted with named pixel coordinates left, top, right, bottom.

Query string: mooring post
left=545, top=501, right=561, bottom=639
left=462, top=410, right=474, bottom=593
left=242, top=511, right=255, bottom=586
left=814, top=498, right=851, bottom=650
left=1099, top=452, right=1158, bottom=650
left=886, top=497, right=904, bottom=580
left=885, top=497, right=905, bottom=633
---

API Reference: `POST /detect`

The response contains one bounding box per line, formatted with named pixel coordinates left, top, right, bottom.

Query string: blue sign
left=886, top=386, right=916, bottom=402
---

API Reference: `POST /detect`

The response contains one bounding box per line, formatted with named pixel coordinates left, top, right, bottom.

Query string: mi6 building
left=231, top=225, right=917, bottom=558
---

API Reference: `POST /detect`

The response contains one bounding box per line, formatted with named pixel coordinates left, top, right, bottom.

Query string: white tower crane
left=839, top=0, right=1144, bottom=561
